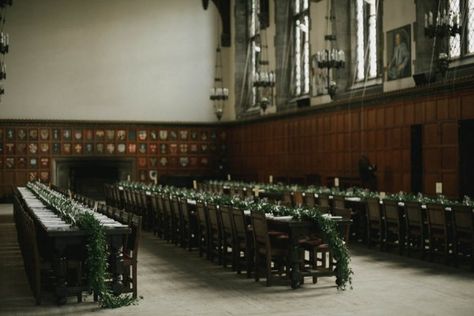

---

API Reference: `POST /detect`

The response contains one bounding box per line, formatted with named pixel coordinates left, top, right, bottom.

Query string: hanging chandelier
left=252, top=30, right=275, bottom=113
left=0, top=0, right=12, bottom=100
left=210, top=47, right=228, bottom=120
left=314, top=0, right=345, bottom=100
left=423, top=1, right=461, bottom=77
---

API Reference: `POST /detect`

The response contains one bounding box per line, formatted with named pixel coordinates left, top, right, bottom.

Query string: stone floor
left=0, top=203, right=473, bottom=316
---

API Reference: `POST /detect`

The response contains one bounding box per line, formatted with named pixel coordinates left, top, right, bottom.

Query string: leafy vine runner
left=26, top=181, right=137, bottom=308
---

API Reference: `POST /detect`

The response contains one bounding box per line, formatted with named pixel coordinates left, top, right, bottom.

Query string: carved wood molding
left=203, top=0, right=231, bottom=47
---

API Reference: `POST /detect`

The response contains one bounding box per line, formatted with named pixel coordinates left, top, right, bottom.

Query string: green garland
left=78, top=213, right=137, bottom=308
left=27, top=182, right=138, bottom=308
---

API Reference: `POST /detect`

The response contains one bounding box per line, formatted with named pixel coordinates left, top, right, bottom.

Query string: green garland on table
left=26, top=182, right=137, bottom=308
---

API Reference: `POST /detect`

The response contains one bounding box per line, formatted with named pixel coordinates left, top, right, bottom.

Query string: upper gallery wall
left=1, top=0, right=223, bottom=122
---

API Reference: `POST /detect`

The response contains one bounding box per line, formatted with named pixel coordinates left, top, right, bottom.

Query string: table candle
left=436, top=182, right=443, bottom=194
left=227, top=174, right=231, bottom=181
left=269, top=175, right=273, bottom=184
left=193, top=180, right=197, bottom=190
left=334, top=177, right=339, bottom=187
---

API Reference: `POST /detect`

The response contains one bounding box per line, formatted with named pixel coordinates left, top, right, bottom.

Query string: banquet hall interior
left=0, top=0, right=474, bottom=315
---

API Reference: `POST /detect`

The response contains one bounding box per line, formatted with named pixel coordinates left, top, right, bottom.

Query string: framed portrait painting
left=387, top=24, right=411, bottom=81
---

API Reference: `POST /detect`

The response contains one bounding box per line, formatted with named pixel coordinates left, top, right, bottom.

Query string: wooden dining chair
left=207, top=203, right=223, bottom=264
left=317, top=193, right=331, bottom=213
left=161, top=194, right=173, bottom=243
left=220, top=205, right=235, bottom=269
left=231, top=207, right=253, bottom=277
left=333, top=195, right=346, bottom=210
left=366, top=197, right=383, bottom=249
left=292, top=191, right=304, bottom=207
left=179, top=197, right=196, bottom=250
left=122, top=214, right=142, bottom=299
left=426, top=203, right=451, bottom=264
left=451, top=205, right=474, bottom=270
left=250, top=211, right=289, bottom=286
left=15, top=203, right=43, bottom=305
left=382, top=199, right=403, bottom=254
left=196, top=201, right=210, bottom=258
left=282, top=191, right=292, bottom=207
left=332, top=207, right=352, bottom=243
left=404, top=201, right=426, bottom=258
left=303, top=192, right=316, bottom=208
left=170, top=196, right=183, bottom=246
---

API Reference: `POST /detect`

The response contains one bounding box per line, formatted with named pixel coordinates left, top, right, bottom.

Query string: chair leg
left=265, top=255, right=272, bottom=287
left=132, top=264, right=138, bottom=299
left=254, top=252, right=260, bottom=282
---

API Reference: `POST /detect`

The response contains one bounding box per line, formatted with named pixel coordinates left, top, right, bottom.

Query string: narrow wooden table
left=15, top=187, right=130, bottom=305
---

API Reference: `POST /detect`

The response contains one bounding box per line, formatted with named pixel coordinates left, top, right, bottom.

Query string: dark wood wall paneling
left=1, top=89, right=473, bottom=199
left=227, top=90, right=474, bottom=198
left=0, top=122, right=226, bottom=199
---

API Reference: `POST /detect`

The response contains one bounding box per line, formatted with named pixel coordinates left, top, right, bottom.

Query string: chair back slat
left=453, top=205, right=474, bottom=231
left=333, top=195, right=345, bottom=210
left=405, top=201, right=423, bottom=226
left=250, top=211, right=269, bottom=245
left=220, top=205, right=233, bottom=236
left=318, top=193, right=330, bottom=208
left=303, top=193, right=315, bottom=207
left=366, top=198, right=381, bottom=221
left=426, top=204, right=446, bottom=227
left=231, top=207, right=247, bottom=239
left=383, top=200, right=399, bottom=221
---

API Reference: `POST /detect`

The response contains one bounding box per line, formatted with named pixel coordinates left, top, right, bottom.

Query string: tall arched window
left=355, top=0, right=379, bottom=81
left=293, top=0, right=310, bottom=96
left=449, top=0, right=474, bottom=59
left=248, top=0, right=260, bottom=106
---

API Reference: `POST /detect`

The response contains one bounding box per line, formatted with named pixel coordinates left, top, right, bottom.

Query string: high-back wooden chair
left=426, top=203, right=450, bottom=263
left=317, top=193, right=331, bottom=213
left=161, top=194, right=173, bottom=242
left=404, top=201, right=425, bottom=257
left=220, top=205, right=235, bottom=268
left=292, top=191, right=304, bottom=207
left=207, top=203, right=222, bottom=264
left=382, top=199, right=403, bottom=254
left=231, top=207, right=253, bottom=277
left=170, top=196, right=183, bottom=245
left=179, top=197, right=196, bottom=250
left=282, top=191, right=292, bottom=207
left=122, top=214, right=142, bottom=299
left=333, top=195, right=346, bottom=210
left=196, top=201, right=210, bottom=258
left=366, top=198, right=383, bottom=248
left=451, top=205, right=473, bottom=270
left=303, top=192, right=316, bottom=208
left=331, top=207, right=352, bottom=243
left=14, top=202, right=42, bottom=305
left=250, top=211, right=289, bottom=286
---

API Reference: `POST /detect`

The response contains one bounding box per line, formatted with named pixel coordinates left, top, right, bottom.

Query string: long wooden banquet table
left=14, top=187, right=130, bottom=305
left=186, top=199, right=351, bottom=288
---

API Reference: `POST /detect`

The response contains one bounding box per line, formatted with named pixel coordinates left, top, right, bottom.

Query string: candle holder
left=0, top=32, right=9, bottom=54
left=315, top=48, right=345, bottom=100
left=438, top=53, right=450, bottom=77
left=424, top=9, right=461, bottom=39
left=0, top=62, right=6, bottom=80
